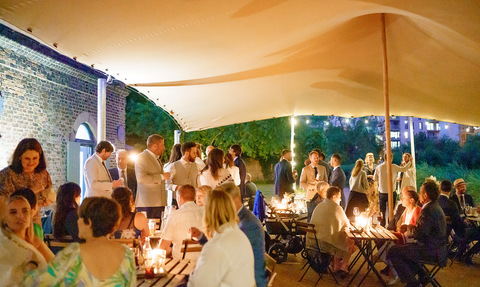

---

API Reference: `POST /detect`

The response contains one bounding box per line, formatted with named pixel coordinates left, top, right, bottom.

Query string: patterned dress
left=23, top=243, right=136, bottom=287
left=0, top=167, right=53, bottom=206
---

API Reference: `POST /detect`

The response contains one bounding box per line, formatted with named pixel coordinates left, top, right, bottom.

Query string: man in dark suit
left=274, top=149, right=297, bottom=199
left=449, top=178, right=474, bottom=212
left=109, top=149, right=137, bottom=199
left=389, top=180, right=447, bottom=287
left=438, top=180, right=465, bottom=237
left=329, top=153, right=346, bottom=209
left=314, top=149, right=332, bottom=181
left=229, top=144, right=246, bottom=199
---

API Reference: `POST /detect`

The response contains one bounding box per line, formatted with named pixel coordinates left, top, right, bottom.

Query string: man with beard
left=165, top=142, right=199, bottom=206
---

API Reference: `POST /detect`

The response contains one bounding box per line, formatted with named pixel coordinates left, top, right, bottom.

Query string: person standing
left=0, top=138, right=55, bottom=206
left=345, top=159, right=369, bottom=218
left=109, top=149, right=137, bottom=200
left=374, top=153, right=412, bottom=226
left=314, top=149, right=332, bottom=181
left=329, top=154, right=346, bottom=210
left=229, top=145, right=246, bottom=198
left=397, top=153, right=417, bottom=192
left=273, top=149, right=297, bottom=199
left=165, top=142, right=199, bottom=206
left=135, top=134, right=170, bottom=218
left=84, top=141, right=123, bottom=198
left=300, top=151, right=327, bottom=204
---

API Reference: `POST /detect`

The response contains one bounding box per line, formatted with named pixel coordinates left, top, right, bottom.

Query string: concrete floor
left=272, top=251, right=480, bottom=287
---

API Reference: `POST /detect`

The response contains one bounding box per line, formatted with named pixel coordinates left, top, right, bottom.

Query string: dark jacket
left=438, top=195, right=465, bottom=236
left=109, top=165, right=137, bottom=199
left=274, top=159, right=296, bottom=198
left=449, top=193, right=474, bottom=212
left=329, top=166, right=346, bottom=191
left=410, top=201, right=447, bottom=265
left=234, top=157, right=247, bottom=197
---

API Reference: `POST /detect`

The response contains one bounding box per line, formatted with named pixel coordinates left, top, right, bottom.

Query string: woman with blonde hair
left=0, top=195, right=54, bottom=286
left=398, top=153, right=416, bottom=191
left=345, top=159, right=369, bottom=218
left=188, top=189, right=255, bottom=287
left=198, top=148, right=233, bottom=188
left=23, top=197, right=136, bottom=286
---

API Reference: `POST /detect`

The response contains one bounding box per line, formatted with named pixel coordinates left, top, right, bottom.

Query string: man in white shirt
left=165, top=142, right=199, bottom=206
left=84, top=141, right=123, bottom=198
left=159, top=184, right=203, bottom=261
left=135, top=134, right=170, bottom=218
left=109, top=149, right=137, bottom=199
left=374, top=153, right=412, bottom=226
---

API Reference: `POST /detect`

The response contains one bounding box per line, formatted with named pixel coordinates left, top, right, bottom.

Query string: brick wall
left=0, top=26, right=128, bottom=190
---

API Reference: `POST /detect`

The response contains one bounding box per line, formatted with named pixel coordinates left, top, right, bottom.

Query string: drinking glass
left=144, top=259, right=155, bottom=280
left=353, top=207, right=360, bottom=217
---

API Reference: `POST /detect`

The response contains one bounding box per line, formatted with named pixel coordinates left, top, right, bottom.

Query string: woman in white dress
left=198, top=148, right=233, bottom=189
left=224, top=153, right=241, bottom=186
left=188, top=189, right=255, bottom=287
left=398, top=153, right=416, bottom=191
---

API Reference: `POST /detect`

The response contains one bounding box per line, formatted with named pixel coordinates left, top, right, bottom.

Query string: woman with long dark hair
left=164, top=143, right=182, bottom=170
left=198, top=148, right=233, bottom=189
left=0, top=138, right=55, bottom=206
left=111, top=187, right=149, bottom=244
left=53, top=182, right=81, bottom=241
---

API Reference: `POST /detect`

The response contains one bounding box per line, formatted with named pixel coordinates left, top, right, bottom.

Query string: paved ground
left=256, top=183, right=480, bottom=286
left=273, top=251, right=480, bottom=287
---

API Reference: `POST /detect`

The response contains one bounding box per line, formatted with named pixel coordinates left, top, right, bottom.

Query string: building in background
left=0, top=24, right=129, bottom=195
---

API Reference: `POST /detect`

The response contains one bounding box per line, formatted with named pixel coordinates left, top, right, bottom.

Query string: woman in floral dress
left=23, top=197, right=136, bottom=287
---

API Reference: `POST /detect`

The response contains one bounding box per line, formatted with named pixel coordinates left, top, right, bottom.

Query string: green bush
left=416, top=162, right=480, bottom=204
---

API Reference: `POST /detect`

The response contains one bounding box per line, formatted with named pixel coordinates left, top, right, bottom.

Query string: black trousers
left=379, top=192, right=397, bottom=227
left=388, top=243, right=426, bottom=285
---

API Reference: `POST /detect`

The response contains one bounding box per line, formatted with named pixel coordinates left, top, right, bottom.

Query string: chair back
left=265, top=253, right=277, bottom=287
left=181, top=239, right=202, bottom=259
left=44, top=234, right=73, bottom=250
left=297, top=222, right=332, bottom=275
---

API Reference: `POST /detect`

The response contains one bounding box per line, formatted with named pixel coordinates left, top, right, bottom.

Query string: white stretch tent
left=1, top=0, right=479, bottom=131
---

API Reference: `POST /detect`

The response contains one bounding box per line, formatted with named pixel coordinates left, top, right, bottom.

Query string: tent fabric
left=1, top=0, right=479, bottom=131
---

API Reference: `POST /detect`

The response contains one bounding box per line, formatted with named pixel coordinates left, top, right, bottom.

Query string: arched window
left=75, top=123, right=94, bottom=142
left=75, top=123, right=95, bottom=200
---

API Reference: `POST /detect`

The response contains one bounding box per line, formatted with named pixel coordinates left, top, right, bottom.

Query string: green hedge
left=416, top=162, right=480, bottom=204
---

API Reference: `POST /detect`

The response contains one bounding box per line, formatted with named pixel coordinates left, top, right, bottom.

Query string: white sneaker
left=387, top=277, right=400, bottom=286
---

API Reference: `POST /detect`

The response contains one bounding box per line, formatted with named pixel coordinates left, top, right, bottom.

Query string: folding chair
left=181, top=239, right=202, bottom=259
left=265, top=253, right=277, bottom=287
left=44, top=234, right=73, bottom=253
left=419, top=260, right=444, bottom=287
left=419, top=248, right=447, bottom=287
left=297, top=222, right=338, bottom=285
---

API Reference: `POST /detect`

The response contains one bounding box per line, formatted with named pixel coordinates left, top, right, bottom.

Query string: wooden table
left=137, top=258, right=196, bottom=287
left=345, top=224, right=398, bottom=287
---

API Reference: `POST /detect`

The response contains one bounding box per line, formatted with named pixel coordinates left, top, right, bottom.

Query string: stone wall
left=0, top=25, right=129, bottom=189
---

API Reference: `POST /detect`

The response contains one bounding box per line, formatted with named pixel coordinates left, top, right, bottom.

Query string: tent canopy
left=1, top=0, right=479, bottom=131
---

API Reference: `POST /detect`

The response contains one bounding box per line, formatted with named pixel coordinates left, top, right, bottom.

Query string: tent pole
left=381, top=13, right=394, bottom=223
left=409, top=116, right=416, bottom=187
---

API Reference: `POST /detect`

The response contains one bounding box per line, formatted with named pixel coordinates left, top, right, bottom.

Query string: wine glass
left=353, top=207, right=360, bottom=217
